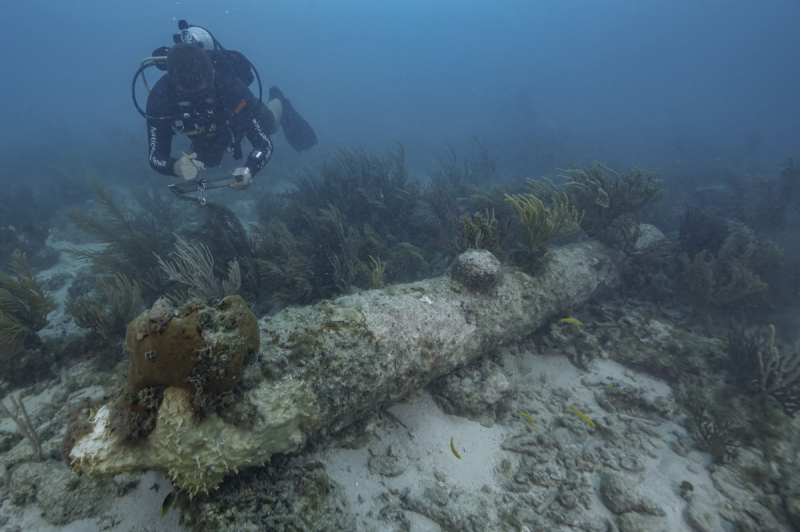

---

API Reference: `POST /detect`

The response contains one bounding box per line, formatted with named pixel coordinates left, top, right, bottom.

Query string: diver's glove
left=174, top=153, right=204, bottom=180
left=230, top=167, right=252, bottom=190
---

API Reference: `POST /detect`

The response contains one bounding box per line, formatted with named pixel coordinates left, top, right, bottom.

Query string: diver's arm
left=146, top=119, right=178, bottom=176
left=229, top=114, right=272, bottom=190
left=226, top=78, right=272, bottom=182
left=145, top=79, right=179, bottom=177
left=242, top=113, right=273, bottom=177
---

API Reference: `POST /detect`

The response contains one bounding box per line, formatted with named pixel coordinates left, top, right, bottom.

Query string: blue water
left=2, top=0, right=798, bottom=178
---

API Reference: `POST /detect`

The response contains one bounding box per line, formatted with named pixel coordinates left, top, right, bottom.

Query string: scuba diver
left=137, top=21, right=317, bottom=190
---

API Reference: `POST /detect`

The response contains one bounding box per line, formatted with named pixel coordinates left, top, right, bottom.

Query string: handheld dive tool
left=168, top=174, right=244, bottom=205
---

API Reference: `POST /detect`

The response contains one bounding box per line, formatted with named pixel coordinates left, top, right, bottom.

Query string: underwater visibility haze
left=1, top=0, right=800, bottom=530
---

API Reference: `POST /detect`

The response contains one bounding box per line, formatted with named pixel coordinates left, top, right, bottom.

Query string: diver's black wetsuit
left=146, top=51, right=272, bottom=178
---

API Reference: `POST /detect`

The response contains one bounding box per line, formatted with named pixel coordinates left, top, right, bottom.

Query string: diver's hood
left=173, top=20, right=218, bottom=50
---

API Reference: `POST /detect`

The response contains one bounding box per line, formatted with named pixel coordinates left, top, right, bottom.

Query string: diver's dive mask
left=176, top=83, right=215, bottom=102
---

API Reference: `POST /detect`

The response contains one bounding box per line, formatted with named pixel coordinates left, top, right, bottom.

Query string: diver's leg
left=258, top=99, right=283, bottom=136
left=266, top=99, right=283, bottom=132
left=267, top=86, right=317, bottom=152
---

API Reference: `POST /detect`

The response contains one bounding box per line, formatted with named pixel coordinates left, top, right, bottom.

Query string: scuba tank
left=131, top=20, right=262, bottom=124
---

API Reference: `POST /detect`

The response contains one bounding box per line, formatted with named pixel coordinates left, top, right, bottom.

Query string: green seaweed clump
left=155, top=235, right=242, bottom=303
left=175, top=199, right=258, bottom=299
left=505, top=181, right=583, bottom=255
left=681, top=391, right=739, bottom=462
left=675, top=206, right=728, bottom=260
left=357, top=255, right=386, bottom=289
left=384, top=242, right=430, bottom=284
left=542, top=162, right=665, bottom=235
left=463, top=208, right=508, bottom=258
left=65, top=274, right=143, bottom=345
left=66, top=183, right=172, bottom=297
left=253, top=200, right=429, bottom=305
left=600, top=213, right=643, bottom=253
left=729, top=323, right=800, bottom=416
left=678, top=222, right=770, bottom=308
left=252, top=145, right=502, bottom=304
left=430, top=135, right=497, bottom=190
left=253, top=205, right=363, bottom=305
left=278, top=145, right=424, bottom=247
left=725, top=159, right=800, bottom=231
left=679, top=250, right=767, bottom=307
left=0, top=250, right=58, bottom=362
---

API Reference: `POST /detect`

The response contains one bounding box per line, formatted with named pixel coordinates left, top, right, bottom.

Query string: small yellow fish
left=570, top=406, right=595, bottom=428
left=450, top=437, right=461, bottom=459
left=161, top=492, right=175, bottom=518
left=560, top=318, right=583, bottom=325
left=517, top=412, right=535, bottom=425
left=606, top=382, right=620, bottom=389
left=434, top=393, right=448, bottom=401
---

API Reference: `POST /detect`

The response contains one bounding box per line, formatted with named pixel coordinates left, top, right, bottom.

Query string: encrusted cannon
left=69, top=239, right=625, bottom=493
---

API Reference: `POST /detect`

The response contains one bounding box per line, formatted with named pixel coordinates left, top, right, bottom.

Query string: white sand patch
left=319, top=351, right=719, bottom=531
left=106, top=471, right=186, bottom=532
left=320, top=388, right=510, bottom=531
left=0, top=471, right=184, bottom=532
left=37, top=239, right=106, bottom=342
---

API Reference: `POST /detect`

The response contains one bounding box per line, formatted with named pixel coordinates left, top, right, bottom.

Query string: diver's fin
left=269, top=86, right=318, bottom=152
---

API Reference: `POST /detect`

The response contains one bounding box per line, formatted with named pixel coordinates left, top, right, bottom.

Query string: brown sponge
left=123, top=295, right=260, bottom=404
